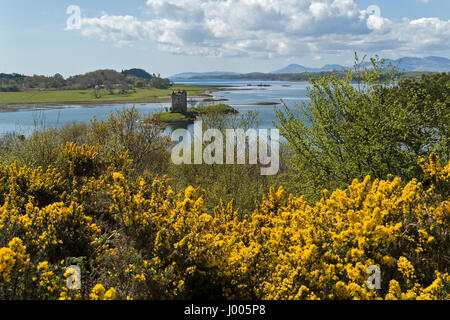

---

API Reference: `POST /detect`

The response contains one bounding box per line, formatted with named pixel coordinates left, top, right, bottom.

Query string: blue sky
left=1, top=0, right=449, bottom=77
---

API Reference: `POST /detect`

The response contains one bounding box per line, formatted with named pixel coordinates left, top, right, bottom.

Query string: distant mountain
left=274, top=57, right=450, bottom=74
left=381, top=56, right=450, bottom=72
left=272, top=64, right=346, bottom=74
left=169, top=56, right=450, bottom=80
left=170, top=71, right=240, bottom=79
left=272, top=64, right=309, bottom=73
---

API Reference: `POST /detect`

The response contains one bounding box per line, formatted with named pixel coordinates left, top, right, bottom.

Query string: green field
left=0, top=84, right=215, bottom=106
left=154, top=112, right=189, bottom=121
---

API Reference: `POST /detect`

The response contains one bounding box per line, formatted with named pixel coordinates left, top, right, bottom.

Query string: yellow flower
left=90, top=284, right=116, bottom=300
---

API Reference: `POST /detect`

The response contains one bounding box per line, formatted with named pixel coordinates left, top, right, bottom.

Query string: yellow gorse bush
left=0, top=162, right=101, bottom=262
left=106, top=154, right=449, bottom=300
left=419, top=153, right=450, bottom=183
left=0, top=143, right=448, bottom=300
left=0, top=238, right=28, bottom=284
left=63, top=142, right=100, bottom=177
left=89, top=284, right=116, bottom=300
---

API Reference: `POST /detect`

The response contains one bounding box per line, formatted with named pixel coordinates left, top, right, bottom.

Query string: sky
left=1, top=0, right=450, bottom=77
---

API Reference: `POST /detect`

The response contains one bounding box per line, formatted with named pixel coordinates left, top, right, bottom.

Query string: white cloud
left=310, top=2, right=329, bottom=20
left=366, top=15, right=385, bottom=30
left=78, top=0, right=450, bottom=59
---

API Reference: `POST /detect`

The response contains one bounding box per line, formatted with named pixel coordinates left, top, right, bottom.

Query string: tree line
left=0, top=68, right=171, bottom=92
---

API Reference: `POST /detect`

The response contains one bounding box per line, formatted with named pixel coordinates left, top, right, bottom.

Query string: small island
left=154, top=89, right=238, bottom=124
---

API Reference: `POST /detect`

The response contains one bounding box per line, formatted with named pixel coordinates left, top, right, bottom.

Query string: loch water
left=0, top=80, right=311, bottom=136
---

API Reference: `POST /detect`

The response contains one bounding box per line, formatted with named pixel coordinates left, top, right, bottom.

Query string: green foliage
left=275, top=54, right=450, bottom=200
left=389, top=72, right=449, bottom=161
left=167, top=109, right=276, bottom=213
left=122, top=68, right=152, bottom=80
left=188, top=103, right=238, bottom=115
left=155, top=112, right=188, bottom=121
left=0, top=107, right=171, bottom=176
left=150, top=77, right=171, bottom=89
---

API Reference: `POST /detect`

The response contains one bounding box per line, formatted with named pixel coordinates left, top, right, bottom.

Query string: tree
left=150, top=77, right=170, bottom=89
left=135, top=81, right=145, bottom=88
left=118, top=83, right=130, bottom=95
left=122, top=68, right=152, bottom=80
left=48, top=73, right=65, bottom=88
left=92, top=86, right=103, bottom=99
left=275, top=54, right=450, bottom=200
left=104, top=80, right=115, bottom=94
left=388, top=72, right=449, bottom=162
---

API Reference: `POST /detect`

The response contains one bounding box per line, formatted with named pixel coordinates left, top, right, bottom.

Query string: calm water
left=0, top=80, right=311, bottom=136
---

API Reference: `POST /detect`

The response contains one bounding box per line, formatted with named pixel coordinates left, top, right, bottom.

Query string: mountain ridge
left=170, top=56, right=450, bottom=79
left=171, top=71, right=240, bottom=79
left=272, top=63, right=346, bottom=74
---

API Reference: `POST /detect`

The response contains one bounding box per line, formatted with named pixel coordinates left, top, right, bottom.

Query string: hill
left=0, top=68, right=168, bottom=91
left=275, top=57, right=450, bottom=74
left=122, top=68, right=152, bottom=80
left=171, top=56, right=450, bottom=80
left=381, top=56, right=450, bottom=72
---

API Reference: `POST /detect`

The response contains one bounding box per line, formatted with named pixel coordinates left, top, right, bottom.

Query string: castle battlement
left=171, top=89, right=187, bottom=113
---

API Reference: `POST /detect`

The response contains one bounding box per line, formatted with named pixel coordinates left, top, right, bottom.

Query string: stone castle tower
left=171, top=90, right=187, bottom=113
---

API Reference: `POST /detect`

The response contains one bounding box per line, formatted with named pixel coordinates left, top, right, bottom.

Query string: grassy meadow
left=0, top=84, right=215, bottom=106
left=154, top=112, right=189, bottom=121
